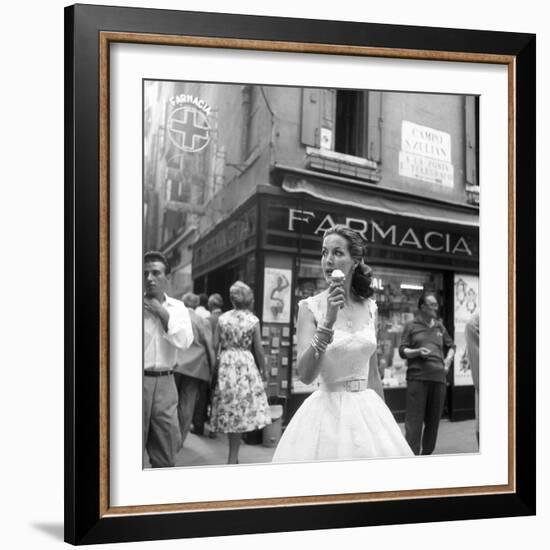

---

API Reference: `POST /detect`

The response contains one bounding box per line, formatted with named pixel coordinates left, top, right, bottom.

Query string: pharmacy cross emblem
left=167, top=106, right=211, bottom=152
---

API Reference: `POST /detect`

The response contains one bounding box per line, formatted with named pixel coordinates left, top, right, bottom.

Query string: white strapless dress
left=272, top=292, right=413, bottom=463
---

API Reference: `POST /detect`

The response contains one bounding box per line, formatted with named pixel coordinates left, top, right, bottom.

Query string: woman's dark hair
left=323, top=224, right=373, bottom=300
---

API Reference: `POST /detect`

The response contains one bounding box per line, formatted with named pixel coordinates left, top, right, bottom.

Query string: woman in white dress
left=272, top=225, right=413, bottom=462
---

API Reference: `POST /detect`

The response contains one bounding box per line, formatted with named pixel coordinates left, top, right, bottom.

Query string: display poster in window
left=262, top=267, right=292, bottom=324
left=453, top=274, right=479, bottom=386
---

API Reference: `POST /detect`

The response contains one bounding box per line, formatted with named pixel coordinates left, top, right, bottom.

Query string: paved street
left=168, top=418, right=478, bottom=467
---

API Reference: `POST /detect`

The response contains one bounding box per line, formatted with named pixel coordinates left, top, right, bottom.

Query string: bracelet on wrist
left=310, top=341, right=322, bottom=359
left=313, top=334, right=328, bottom=351
left=310, top=334, right=328, bottom=359
left=315, top=331, right=333, bottom=346
left=316, top=324, right=334, bottom=345
left=319, top=319, right=334, bottom=329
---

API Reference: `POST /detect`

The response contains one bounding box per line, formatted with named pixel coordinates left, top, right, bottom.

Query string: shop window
left=372, top=267, right=444, bottom=389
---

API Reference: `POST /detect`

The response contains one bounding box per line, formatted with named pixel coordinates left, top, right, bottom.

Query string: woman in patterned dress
left=209, top=281, right=271, bottom=464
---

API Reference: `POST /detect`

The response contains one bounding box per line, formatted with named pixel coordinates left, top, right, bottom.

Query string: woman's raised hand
left=325, top=280, right=345, bottom=326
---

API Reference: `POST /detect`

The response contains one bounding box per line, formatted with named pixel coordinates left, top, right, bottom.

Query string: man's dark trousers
left=405, top=380, right=446, bottom=455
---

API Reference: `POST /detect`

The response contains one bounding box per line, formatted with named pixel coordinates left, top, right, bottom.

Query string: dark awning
left=281, top=175, right=479, bottom=228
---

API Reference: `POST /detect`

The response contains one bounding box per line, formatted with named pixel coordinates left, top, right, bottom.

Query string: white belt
left=320, top=379, right=369, bottom=392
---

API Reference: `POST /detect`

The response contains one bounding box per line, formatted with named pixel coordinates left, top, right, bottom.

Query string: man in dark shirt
left=174, top=293, right=215, bottom=445
left=399, top=292, right=455, bottom=455
left=191, top=293, right=224, bottom=437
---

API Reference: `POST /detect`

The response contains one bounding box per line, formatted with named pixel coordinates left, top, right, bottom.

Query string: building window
left=334, top=90, right=369, bottom=158
left=301, top=88, right=381, bottom=178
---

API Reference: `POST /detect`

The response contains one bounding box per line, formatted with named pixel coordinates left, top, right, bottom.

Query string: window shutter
left=367, top=91, right=382, bottom=162
left=301, top=88, right=321, bottom=147
left=320, top=89, right=336, bottom=150
left=464, top=96, right=478, bottom=186
left=301, top=88, right=335, bottom=149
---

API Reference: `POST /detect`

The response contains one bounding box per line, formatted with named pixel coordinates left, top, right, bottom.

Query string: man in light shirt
left=143, top=251, right=193, bottom=468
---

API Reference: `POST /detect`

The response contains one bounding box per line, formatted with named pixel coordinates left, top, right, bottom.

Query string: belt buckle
left=346, top=379, right=362, bottom=392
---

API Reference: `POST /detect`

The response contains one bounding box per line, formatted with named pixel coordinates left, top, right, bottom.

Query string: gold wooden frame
left=98, top=32, right=516, bottom=518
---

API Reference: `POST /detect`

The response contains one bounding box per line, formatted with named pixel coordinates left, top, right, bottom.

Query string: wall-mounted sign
left=167, top=95, right=211, bottom=153
left=169, top=94, right=212, bottom=114
left=320, top=128, right=332, bottom=150
left=372, top=277, right=385, bottom=290
left=285, top=208, right=474, bottom=257
left=399, top=120, right=454, bottom=188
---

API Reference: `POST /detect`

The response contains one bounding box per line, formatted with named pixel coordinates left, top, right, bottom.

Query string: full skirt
left=272, top=389, right=413, bottom=462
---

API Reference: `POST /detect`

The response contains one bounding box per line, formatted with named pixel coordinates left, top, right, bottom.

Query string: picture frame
left=64, top=3, right=536, bottom=545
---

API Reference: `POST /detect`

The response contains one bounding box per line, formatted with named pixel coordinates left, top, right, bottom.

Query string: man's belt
left=144, top=368, right=174, bottom=377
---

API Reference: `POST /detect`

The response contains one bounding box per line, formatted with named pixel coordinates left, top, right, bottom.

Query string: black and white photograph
left=56, top=2, right=539, bottom=545
left=1, top=0, right=545, bottom=545
left=142, top=80, right=480, bottom=469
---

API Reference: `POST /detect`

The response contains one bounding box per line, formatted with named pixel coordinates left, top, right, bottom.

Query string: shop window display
left=373, top=267, right=444, bottom=388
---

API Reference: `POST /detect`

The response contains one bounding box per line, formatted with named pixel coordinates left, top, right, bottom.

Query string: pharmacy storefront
left=192, top=182, right=479, bottom=423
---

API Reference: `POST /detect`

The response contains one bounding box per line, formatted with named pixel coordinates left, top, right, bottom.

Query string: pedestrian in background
left=143, top=251, right=193, bottom=468
left=174, top=292, right=215, bottom=445
left=195, top=293, right=211, bottom=320
left=209, top=281, right=271, bottom=464
left=207, top=293, right=224, bottom=334
left=465, top=312, right=480, bottom=444
left=399, top=292, right=455, bottom=455
left=196, top=292, right=225, bottom=438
